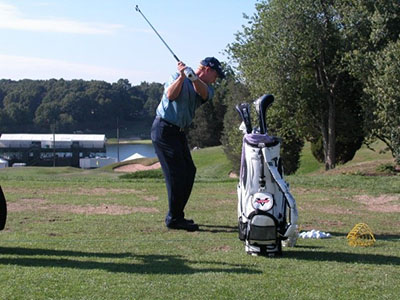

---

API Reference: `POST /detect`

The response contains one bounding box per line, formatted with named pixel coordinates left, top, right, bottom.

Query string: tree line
left=0, top=79, right=163, bottom=134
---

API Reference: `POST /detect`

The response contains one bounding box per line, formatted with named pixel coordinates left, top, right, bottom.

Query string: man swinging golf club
left=135, top=5, right=225, bottom=230
left=151, top=58, right=225, bottom=231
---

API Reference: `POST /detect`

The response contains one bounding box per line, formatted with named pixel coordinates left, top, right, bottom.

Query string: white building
left=0, top=134, right=105, bottom=149
left=0, top=134, right=107, bottom=167
left=0, top=158, right=8, bottom=168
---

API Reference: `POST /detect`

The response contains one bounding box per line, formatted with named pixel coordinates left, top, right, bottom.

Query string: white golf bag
left=236, top=95, right=299, bottom=256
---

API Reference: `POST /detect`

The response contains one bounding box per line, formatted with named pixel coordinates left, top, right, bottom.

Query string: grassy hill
left=0, top=143, right=398, bottom=299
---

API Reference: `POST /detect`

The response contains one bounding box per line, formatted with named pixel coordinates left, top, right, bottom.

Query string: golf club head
left=235, top=103, right=253, bottom=134
left=257, top=94, right=274, bottom=134
left=0, top=185, right=7, bottom=231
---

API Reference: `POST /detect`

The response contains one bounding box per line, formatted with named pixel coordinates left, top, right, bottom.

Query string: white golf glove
left=184, top=67, right=198, bottom=82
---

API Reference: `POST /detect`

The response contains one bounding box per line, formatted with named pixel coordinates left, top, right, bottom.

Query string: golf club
left=256, top=94, right=274, bottom=134
left=135, top=5, right=196, bottom=80
left=236, top=103, right=253, bottom=134
left=135, top=5, right=180, bottom=62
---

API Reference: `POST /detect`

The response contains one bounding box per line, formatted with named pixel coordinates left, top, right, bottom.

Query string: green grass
left=0, top=144, right=399, bottom=299
left=296, top=142, right=324, bottom=175
left=106, top=139, right=153, bottom=145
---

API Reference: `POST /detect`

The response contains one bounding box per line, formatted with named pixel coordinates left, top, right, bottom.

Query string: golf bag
left=236, top=94, right=298, bottom=256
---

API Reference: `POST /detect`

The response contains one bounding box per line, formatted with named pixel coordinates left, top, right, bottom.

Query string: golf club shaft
left=135, top=5, right=180, bottom=62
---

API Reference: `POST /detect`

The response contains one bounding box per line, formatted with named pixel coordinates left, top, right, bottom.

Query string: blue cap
left=200, top=57, right=225, bottom=79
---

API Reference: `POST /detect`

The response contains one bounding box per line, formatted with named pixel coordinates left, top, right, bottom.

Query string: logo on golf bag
left=256, top=198, right=270, bottom=205
left=252, top=192, right=273, bottom=211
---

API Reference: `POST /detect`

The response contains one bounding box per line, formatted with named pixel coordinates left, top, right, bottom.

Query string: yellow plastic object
left=347, top=223, right=376, bottom=247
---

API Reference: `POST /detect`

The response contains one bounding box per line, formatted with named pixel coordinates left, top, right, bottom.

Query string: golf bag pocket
left=248, top=214, right=277, bottom=245
left=238, top=218, right=247, bottom=241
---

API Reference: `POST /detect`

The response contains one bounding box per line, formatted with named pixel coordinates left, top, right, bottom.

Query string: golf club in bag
left=135, top=5, right=196, bottom=80
left=236, top=94, right=299, bottom=256
left=0, top=185, right=7, bottom=231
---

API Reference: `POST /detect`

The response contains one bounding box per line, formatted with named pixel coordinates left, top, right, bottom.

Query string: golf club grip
left=0, top=186, right=7, bottom=230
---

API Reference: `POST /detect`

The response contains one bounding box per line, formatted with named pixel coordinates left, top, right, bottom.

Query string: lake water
left=106, top=143, right=156, bottom=161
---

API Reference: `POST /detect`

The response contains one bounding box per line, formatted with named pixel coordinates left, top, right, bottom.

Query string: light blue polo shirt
left=156, top=72, right=214, bottom=128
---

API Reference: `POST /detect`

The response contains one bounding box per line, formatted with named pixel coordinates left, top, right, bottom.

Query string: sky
left=0, top=0, right=257, bottom=85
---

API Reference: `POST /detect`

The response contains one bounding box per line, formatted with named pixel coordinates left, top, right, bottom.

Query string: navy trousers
left=151, top=117, right=196, bottom=226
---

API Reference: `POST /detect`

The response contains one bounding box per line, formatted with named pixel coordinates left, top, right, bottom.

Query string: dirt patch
left=63, top=187, right=144, bottom=196
left=299, top=203, right=359, bottom=215
left=114, top=162, right=161, bottom=173
left=75, top=187, right=143, bottom=196
left=4, top=187, right=145, bottom=196
left=139, top=195, right=159, bottom=202
left=229, top=172, right=238, bottom=178
left=8, top=198, right=158, bottom=215
left=353, top=194, right=400, bottom=213
left=47, top=204, right=158, bottom=215
left=8, top=198, right=48, bottom=212
left=211, top=245, right=232, bottom=252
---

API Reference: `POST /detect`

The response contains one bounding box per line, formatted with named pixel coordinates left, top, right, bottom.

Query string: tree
left=220, top=78, right=253, bottom=175
left=228, top=0, right=367, bottom=170
left=34, top=102, right=61, bottom=130
left=340, top=0, right=400, bottom=162
left=218, top=63, right=304, bottom=175
left=366, top=40, right=400, bottom=164
left=187, top=68, right=230, bottom=148
left=137, top=82, right=164, bottom=119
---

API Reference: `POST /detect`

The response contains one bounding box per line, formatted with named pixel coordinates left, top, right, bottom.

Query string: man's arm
left=166, top=75, right=185, bottom=100
left=167, top=62, right=186, bottom=101
left=192, top=79, right=208, bottom=100
left=167, top=61, right=209, bottom=101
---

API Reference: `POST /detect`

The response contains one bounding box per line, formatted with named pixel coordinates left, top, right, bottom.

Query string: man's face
left=199, top=67, right=218, bottom=84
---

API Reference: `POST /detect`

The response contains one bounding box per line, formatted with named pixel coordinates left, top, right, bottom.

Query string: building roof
left=0, top=134, right=105, bottom=142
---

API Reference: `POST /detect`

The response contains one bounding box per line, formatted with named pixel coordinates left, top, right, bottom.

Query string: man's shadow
left=0, top=246, right=260, bottom=275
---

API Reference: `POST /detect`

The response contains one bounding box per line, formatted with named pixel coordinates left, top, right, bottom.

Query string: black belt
left=156, top=116, right=185, bottom=132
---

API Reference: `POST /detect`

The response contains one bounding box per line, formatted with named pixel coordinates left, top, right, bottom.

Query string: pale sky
left=0, top=0, right=257, bottom=85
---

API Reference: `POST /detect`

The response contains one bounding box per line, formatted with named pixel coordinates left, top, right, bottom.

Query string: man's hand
left=178, top=61, right=197, bottom=82
left=184, top=67, right=198, bottom=82
left=177, top=61, right=187, bottom=77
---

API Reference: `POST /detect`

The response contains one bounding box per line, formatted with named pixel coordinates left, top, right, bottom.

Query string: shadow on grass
left=0, top=247, right=260, bottom=274
left=327, top=232, right=348, bottom=237
left=375, top=234, right=400, bottom=241
left=294, top=245, right=325, bottom=249
left=198, top=224, right=237, bottom=233
left=284, top=249, right=400, bottom=265
left=0, top=247, right=133, bottom=258
left=316, top=232, right=400, bottom=240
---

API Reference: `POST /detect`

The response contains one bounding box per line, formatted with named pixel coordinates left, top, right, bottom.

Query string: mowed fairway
left=0, top=145, right=399, bottom=300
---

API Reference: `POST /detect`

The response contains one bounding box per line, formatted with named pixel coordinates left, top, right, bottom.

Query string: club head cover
left=257, top=94, right=274, bottom=134
left=235, top=103, right=253, bottom=134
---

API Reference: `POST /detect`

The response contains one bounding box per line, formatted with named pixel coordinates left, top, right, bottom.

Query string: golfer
left=151, top=57, right=225, bottom=231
